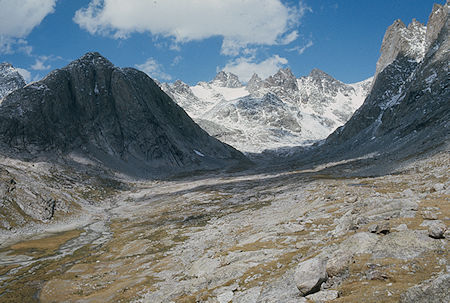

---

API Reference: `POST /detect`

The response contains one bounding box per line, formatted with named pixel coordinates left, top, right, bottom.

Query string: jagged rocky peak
left=0, top=52, right=247, bottom=176
left=374, top=18, right=426, bottom=80
left=264, top=67, right=298, bottom=91
left=172, top=79, right=192, bottom=94
left=246, top=73, right=263, bottom=94
left=308, top=68, right=337, bottom=82
left=425, top=2, right=449, bottom=51
left=320, top=1, right=449, bottom=163
left=0, top=63, right=26, bottom=100
left=210, top=71, right=242, bottom=88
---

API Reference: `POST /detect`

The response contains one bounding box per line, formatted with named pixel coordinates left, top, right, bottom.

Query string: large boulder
left=294, top=257, right=328, bottom=296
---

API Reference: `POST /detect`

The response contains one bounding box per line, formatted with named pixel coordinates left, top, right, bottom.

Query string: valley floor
left=0, top=151, right=449, bottom=303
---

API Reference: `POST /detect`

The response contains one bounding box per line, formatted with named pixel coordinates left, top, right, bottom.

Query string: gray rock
left=294, top=258, right=328, bottom=296
left=217, top=290, right=234, bottom=303
left=305, top=290, right=339, bottom=302
left=394, top=223, right=409, bottom=231
left=400, top=273, right=450, bottom=303
left=368, top=222, right=391, bottom=234
left=428, top=221, right=447, bottom=239
left=422, top=211, right=439, bottom=220
left=326, top=254, right=352, bottom=277
left=372, top=230, right=442, bottom=260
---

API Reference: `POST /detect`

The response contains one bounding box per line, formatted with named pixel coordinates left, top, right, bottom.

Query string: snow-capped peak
left=162, top=67, right=373, bottom=153
left=210, top=71, right=243, bottom=88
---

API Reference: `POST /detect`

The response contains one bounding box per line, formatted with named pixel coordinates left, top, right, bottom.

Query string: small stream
left=0, top=200, right=117, bottom=285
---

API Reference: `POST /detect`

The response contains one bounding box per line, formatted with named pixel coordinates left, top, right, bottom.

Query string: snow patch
left=194, top=150, right=205, bottom=157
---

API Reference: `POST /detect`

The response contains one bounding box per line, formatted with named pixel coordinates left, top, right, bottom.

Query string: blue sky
left=0, top=0, right=444, bottom=85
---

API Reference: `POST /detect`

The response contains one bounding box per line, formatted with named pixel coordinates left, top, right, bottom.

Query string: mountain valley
left=0, top=2, right=448, bottom=303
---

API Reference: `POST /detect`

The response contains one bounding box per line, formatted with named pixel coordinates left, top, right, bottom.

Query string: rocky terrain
left=0, top=2, right=448, bottom=303
left=0, top=63, right=25, bottom=100
left=0, top=147, right=448, bottom=303
left=162, top=68, right=372, bottom=153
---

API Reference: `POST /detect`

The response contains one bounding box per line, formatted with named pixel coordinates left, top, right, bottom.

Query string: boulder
left=428, top=221, right=447, bottom=239
left=294, top=258, right=328, bottom=296
left=400, top=273, right=450, bottom=303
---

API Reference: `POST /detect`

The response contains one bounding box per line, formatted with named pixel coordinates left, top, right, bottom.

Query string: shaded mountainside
left=0, top=53, right=248, bottom=177
left=286, top=2, right=449, bottom=168
left=0, top=63, right=26, bottom=100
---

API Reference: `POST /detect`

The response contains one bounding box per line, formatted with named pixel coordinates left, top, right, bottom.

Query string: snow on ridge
left=162, top=69, right=373, bottom=153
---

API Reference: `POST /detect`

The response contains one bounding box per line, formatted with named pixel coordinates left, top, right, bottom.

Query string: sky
left=0, top=0, right=444, bottom=85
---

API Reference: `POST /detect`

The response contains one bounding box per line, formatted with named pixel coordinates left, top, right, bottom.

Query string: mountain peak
left=425, top=2, right=448, bottom=51
left=210, top=71, right=242, bottom=88
left=374, top=16, right=426, bottom=81
left=70, top=52, right=114, bottom=69
left=264, top=67, right=297, bottom=91
left=0, top=62, right=26, bottom=100
left=0, top=54, right=247, bottom=176
left=308, top=68, right=333, bottom=79
left=246, top=73, right=263, bottom=95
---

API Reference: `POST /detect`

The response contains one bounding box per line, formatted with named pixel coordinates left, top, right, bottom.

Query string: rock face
left=301, top=2, right=449, bottom=165
left=0, top=53, right=247, bottom=176
left=162, top=67, right=371, bottom=153
left=374, top=19, right=426, bottom=81
left=400, top=274, right=450, bottom=303
left=0, top=63, right=26, bottom=100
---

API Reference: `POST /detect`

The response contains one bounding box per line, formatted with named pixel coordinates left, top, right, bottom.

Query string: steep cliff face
left=0, top=63, right=26, bottom=100
left=314, top=2, right=449, bottom=162
left=0, top=53, right=247, bottom=176
left=374, top=19, right=426, bottom=82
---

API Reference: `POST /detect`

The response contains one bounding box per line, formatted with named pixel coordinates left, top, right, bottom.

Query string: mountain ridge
left=162, top=67, right=372, bottom=153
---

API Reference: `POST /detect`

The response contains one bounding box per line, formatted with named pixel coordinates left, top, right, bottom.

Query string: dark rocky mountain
left=288, top=2, right=449, bottom=168
left=0, top=63, right=26, bottom=100
left=0, top=53, right=248, bottom=177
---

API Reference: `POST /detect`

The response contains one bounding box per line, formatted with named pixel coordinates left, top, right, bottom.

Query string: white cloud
left=288, top=40, right=314, bottom=54
left=31, top=59, right=51, bottom=71
left=280, top=31, right=299, bottom=45
left=0, top=0, right=56, bottom=53
left=74, top=0, right=310, bottom=55
left=222, top=55, right=288, bottom=83
left=171, top=56, right=182, bottom=66
left=16, top=68, right=31, bottom=83
left=135, top=58, right=172, bottom=81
